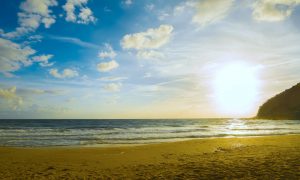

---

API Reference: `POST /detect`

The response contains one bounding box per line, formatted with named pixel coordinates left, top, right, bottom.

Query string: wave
left=0, top=119, right=299, bottom=147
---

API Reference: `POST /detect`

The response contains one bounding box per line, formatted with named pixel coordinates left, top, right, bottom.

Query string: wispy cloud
left=32, top=54, right=54, bottom=67
left=48, top=35, right=100, bottom=49
left=17, top=88, right=65, bottom=95
left=123, top=0, right=133, bottom=6
left=192, top=0, right=234, bottom=27
left=98, top=76, right=127, bottom=81
left=103, top=83, right=122, bottom=92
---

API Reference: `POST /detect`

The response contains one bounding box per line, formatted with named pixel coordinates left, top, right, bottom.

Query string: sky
left=0, top=0, right=300, bottom=119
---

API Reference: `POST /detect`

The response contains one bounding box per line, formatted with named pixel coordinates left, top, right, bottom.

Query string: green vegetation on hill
left=257, top=83, right=300, bottom=120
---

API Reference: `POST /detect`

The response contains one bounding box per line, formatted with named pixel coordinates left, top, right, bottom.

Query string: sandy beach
left=0, top=135, right=299, bottom=179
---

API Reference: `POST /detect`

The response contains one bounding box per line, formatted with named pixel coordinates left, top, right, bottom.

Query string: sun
left=213, top=62, right=260, bottom=117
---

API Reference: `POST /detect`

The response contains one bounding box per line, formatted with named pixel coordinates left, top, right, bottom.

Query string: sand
left=0, top=135, right=299, bottom=179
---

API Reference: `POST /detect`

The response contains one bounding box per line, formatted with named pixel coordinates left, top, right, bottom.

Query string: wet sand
left=0, top=135, right=299, bottom=179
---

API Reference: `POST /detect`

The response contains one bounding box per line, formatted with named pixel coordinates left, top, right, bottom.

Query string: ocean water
left=0, top=119, right=299, bottom=147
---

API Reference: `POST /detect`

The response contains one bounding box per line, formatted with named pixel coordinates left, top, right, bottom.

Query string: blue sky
left=0, top=0, right=300, bottom=119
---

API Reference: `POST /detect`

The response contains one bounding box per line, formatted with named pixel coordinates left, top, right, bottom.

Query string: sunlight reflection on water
left=0, top=119, right=299, bottom=147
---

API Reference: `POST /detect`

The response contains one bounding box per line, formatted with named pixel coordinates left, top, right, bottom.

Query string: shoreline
left=0, top=134, right=299, bottom=179
left=1, top=133, right=299, bottom=149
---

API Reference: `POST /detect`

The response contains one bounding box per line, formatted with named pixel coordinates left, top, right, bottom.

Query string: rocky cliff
left=256, top=83, right=300, bottom=120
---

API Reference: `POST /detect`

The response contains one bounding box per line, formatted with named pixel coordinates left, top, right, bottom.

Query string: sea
left=0, top=119, right=299, bottom=147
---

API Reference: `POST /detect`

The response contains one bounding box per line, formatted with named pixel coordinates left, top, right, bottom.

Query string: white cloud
left=0, top=87, right=18, bottom=99
left=192, top=0, right=234, bottom=26
left=121, top=24, right=174, bottom=50
left=97, top=60, right=119, bottom=72
left=22, top=35, right=43, bottom=45
left=103, top=83, right=122, bottom=92
left=121, top=25, right=173, bottom=60
left=78, top=7, right=96, bottom=24
left=137, top=50, right=165, bottom=60
left=123, top=0, right=133, bottom=6
left=98, top=44, right=117, bottom=59
left=2, top=0, right=58, bottom=38
left=28, top=35, right=43, bottom=42
left=0, top=37, right=35, bottom=76
left=252, top=0, right=300, bottom=22
left=63, top=0, right=96, bottom=24
left=49, top=68, right=79, bottom=78
left=0, top=37, right=53, bottom=76
left=20, top=0, right=57, bottom=16
left=42, top=16, right=56, bottom=28
left=32, top=54, right=54, bottom=67
left=0, top=86, right=23, bottom=110
left=18, top=13, right=41, bottom=29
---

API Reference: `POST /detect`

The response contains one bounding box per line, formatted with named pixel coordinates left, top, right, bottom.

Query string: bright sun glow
left=213, top=62, right=260, bottom=117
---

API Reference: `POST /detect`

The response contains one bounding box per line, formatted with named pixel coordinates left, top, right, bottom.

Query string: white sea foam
left=0, top=119, right=299, bottom=147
